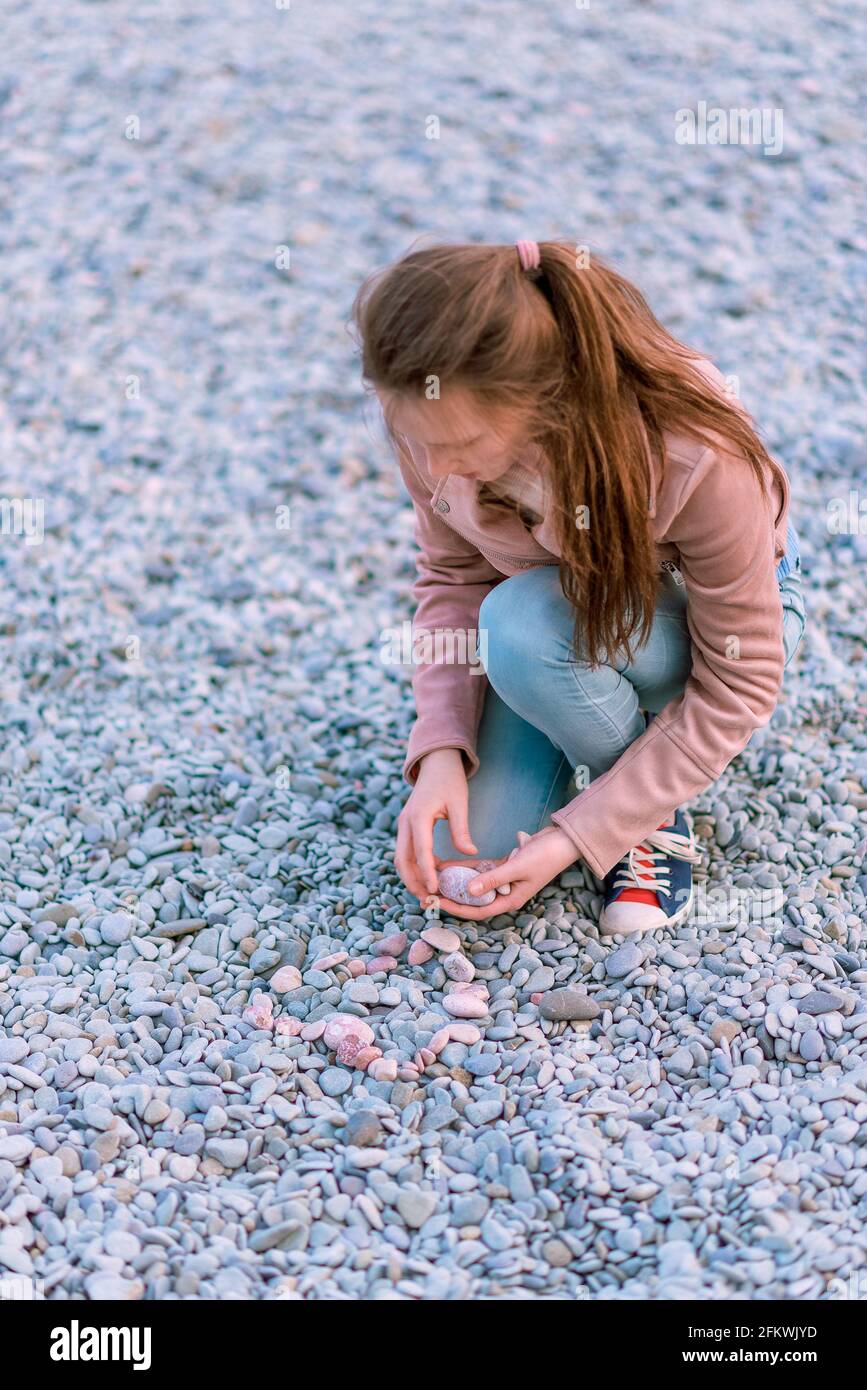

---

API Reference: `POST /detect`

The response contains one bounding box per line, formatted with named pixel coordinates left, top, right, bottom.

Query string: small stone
left=408, top=940, right=434, bottom=965
left=453, top=1194, right=490, bottom=1226
left=347, top=978, right=379, bottom=1004
left=800, top=989, right=846, bottom=1016
left=0, top=1136, right=34, bottom=1163
left=84, top=1274, right=144, bottom=1301
left=464, top=1099, right=503, bottom=1125
left=667, top=1046, right=694, bottom=1077
left=243, top=995, right=274, bottom=1029
left=336, top=1036, right=367, bottom=1066
left=397, top=1189, right=438, bottom=1229
left=258, top=824, right=291, bottom=850
left=316, top=951, right=348, bottom=971
left=39, top=904, right=78, bottom=926
left=366, top=955, right=397, bottom=974
left=526, top=966, right=555, bottom=992
left=443, top=993, right=489, bottom=1019
left=606, top=943, right=643, bottom=978
left=379, top=931, right=407, bottom=957
left=204, top=1138, right=248, bottom=1169
left=464, top=1053, right=500, bottom=1077
left=421, top=925, right=462, bottom=953
left=277, top=939, right=307, bottom=970
left=344, top=1110, right=383, bottom=1146
left=799, top=1031, right=824, bottom=1062
left=169, top=1155, right=199, bottom=1181
left=710, top=1019, right=742, bottom=1045
left=543, top=1239, right=573, bottom=1267
left=351, top=1045, right=383, bottom=1070
left=271, top=965, right=303, bottom=992
left=447, top=1024, right=482, bottom=1044
left=98, top=913, right=132, bottom=946
left=436, top=866, right=495, bottom=907
left=442, top=951, right=475, bottom=982
left=301, top=1020, right=327, bottom=1042
left=538, top=989, right=601, bottom=1021
left=368, top=1058, right=398, bottom=1082
left=320, top=1067, right=352, bottom=1097
left=275, top=1017, right=303, bottom=1036
left=480, top=1216, right=512, bottom=1251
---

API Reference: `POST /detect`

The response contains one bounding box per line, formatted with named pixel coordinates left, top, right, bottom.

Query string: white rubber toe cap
left=599, top=900, right=668, bottom=937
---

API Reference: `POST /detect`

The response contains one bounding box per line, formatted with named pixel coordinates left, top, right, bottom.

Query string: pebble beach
left=1, top=0, right=866, bottom=1302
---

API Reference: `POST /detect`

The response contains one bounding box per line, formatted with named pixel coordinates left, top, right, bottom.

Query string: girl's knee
left=479, top=567, right=566, bottom=699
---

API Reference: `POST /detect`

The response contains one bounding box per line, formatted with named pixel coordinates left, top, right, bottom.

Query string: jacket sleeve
left=392, top=436, right=503, bottom=783
left=550, top=445, right=786, bottom=877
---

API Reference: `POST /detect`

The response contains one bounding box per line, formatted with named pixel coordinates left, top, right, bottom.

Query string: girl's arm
left=393, top=434, right=503, bottom=783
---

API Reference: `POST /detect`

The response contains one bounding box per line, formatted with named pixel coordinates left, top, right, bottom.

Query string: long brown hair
left=352, top=240, right=780, bottom=665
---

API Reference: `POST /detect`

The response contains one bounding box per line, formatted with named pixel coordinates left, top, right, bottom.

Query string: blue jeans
left=434, top=525, right=806, bottom=863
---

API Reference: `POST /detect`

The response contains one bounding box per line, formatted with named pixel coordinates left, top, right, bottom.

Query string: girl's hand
left=434, top=825, right=579, bottom=921
left=395, top=748, right=477, bottom=900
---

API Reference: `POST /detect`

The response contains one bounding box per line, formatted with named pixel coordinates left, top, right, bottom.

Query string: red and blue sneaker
left=599, top=809, right=701, bottom=937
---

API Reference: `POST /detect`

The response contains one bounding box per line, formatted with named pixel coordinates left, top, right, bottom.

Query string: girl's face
left=381, top=387, right=532, bottom=482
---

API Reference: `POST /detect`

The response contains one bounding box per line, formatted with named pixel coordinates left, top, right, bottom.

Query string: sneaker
left=599, top=809, right=701, bottom=937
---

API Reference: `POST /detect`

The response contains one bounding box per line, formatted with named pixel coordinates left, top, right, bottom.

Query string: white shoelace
left=612, top=826, right=703, bottom=898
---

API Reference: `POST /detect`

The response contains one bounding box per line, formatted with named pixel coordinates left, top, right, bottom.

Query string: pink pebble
left=408, top=940, right=434, bottom=966
left=443, top=994, right=488, bottom=1019
left=275, top=1016, right=303, bottom=1036
left=530, top=992, right=543, bottom=1005
left=316, top=951, right=348, bottom=970
left=442, top=950, right=475, bottom=983
left=447, top=1024, right=482, bottom=1044
left=366, top=954, right=398, bottom=974
left=242, top=995, right=274, bottom=1029
left=270, top=965, right=303, bottom=993
left=323, top=1014, right=375, bottom=1049
left=450, top=981, right=489, bottom=998
left=429, top=1028, right=451, bottom=1055
left=418, top=1047, right=435, bottom=1067
left=379, top=931, right=408, bottom=957
left=345, top=959, right=366, bottom=978
left=336, top=1035, right=366, bottom=1066
left=436, top=865, right=496, bottom=908
left=352, top=1045, right=383, bottom=1070
left=421, top=924, right=462, bottom=952
left=301, top=1020, right=327, bottom=1041
left=398, top=1064, right=420, bottom=1082
left=368, top=1058, right=398, bottom=1082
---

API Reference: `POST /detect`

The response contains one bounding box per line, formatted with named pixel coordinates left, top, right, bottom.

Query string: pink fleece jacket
left=395, top=368, right=792, bottom=878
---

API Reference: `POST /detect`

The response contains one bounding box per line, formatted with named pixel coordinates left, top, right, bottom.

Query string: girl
left=353, top=240, right=806, bottom=936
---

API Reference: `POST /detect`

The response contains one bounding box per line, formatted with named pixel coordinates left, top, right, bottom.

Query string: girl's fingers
left=467, top=860, right=519, bottom=895
left=446, top=798, right=477, bottom=857
left=412, top=816, right=439, bottom=896
left=438, top=887, right=524, bottom=921
left=395, top=819, right=427, bottom=901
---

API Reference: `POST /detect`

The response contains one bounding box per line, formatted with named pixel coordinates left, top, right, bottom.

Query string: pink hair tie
left=516, top=239, right=541, bottom=272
